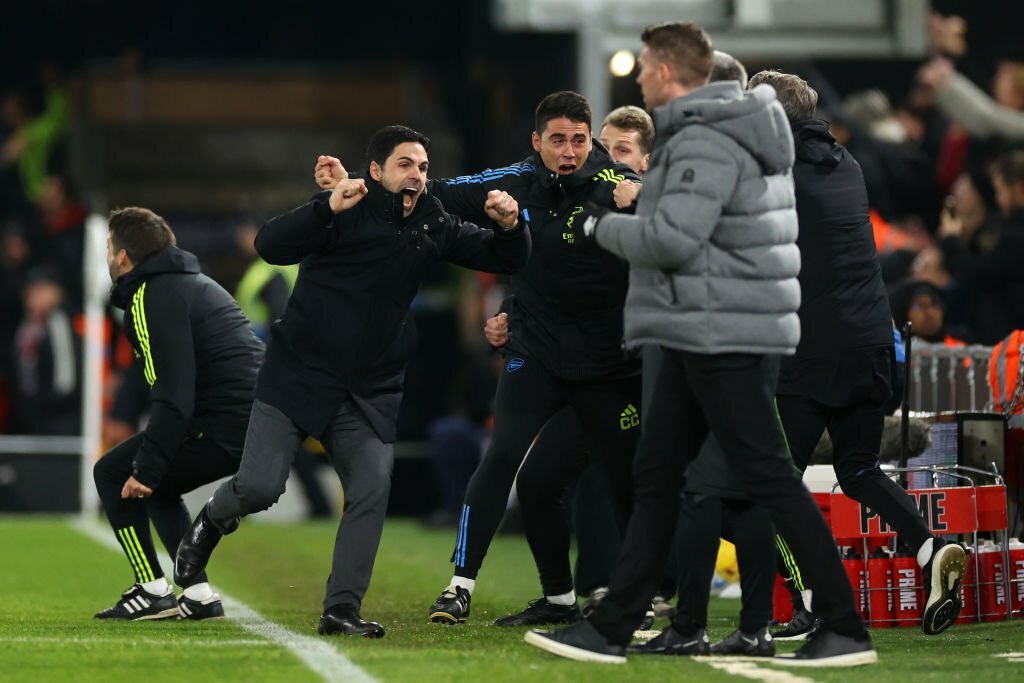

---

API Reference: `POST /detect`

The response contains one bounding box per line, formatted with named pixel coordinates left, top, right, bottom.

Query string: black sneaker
left=178, top=593, right=225, bottom=620
left=429, top=586, right=471, bottom=624
left=627, top=626, right=709, bottom=655
left=922, top=540, right=967, bottom=635
left=773, top=629, right=878, bottom=667
left=495, top=598, right=582, bottom=626
left=94, top=584, right=179, bottom=621
left=524, top=620, right=626, bottom=664
left=318, top=605, right=385, bottom=638
left=709, top=626, right=775, bottom=657
left=770, top=608, right=821, bottom=641
left=174, top=502, right=237, bottom=586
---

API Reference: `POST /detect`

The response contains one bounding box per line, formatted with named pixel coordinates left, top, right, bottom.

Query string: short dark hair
left=366, top=125, right=430, bottom=169
left=640, top=22, right=713, bottom=88
left=710, top=51, right=748, bottom=89
left=993, top=148, right=1024, bottom=186
left=108, top=207, right=176, bottom=264
left=601, top=105, right=655, bottom=154
left=535, top=91, right=592, bottom=134
left=748, top=70, right=818, bottom=123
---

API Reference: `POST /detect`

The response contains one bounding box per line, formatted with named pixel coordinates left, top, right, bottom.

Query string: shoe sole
left=696, top=654, right=774, bottom=662
left=133, top=607, right=182, bottom=621
left=318, top=627, right=386, bottom=638
left=524, top=630, right=626, bottom=664
left=772, top=649, right=879, bottom=667
left=429, top=611, right=466, bottom=624
left=495, top=615, right=581, bottom=627
left=180, top=612, right=226, bottom=621
left=923, top=544, right=967, bottom=635
left=630, top=646, right=709, bottom=656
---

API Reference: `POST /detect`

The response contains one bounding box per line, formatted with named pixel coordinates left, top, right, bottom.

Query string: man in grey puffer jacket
left=525, top=21, right=876, bottom=668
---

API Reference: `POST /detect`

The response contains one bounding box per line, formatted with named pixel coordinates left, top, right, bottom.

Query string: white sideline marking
left=71, top=517, right=376, bottom=683
left=994, top=652, right=1024, bottom=663
left=695, top=657, right=815, bottom=683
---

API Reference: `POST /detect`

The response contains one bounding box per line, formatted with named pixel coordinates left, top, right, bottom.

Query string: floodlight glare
left=609, top=50, right=635, bottom=77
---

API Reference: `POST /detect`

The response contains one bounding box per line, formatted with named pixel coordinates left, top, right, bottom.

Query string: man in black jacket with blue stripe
left=175, top=125, right=530, bottom=638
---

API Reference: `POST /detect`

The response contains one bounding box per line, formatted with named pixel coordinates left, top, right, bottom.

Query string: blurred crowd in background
left=1, top=3, right=1023, bottom=521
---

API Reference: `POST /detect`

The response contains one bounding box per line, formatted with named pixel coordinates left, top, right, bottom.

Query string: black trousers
left=93, top=433, right=240, bottom=587
left=518, top=407, right=627, bottom=597
left=452, top=354, right=640, bottom=581
left=673, top=493, right=775, bottom=635
left=776, top=393, right=932, bottom=554
left=571, top=459, right=622, bottom=596
left=589, top=348, right=865, bottom=645
left=209, top=398, right=395, bottom=611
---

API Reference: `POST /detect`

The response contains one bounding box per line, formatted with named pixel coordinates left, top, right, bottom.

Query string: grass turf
left=1, top=516, right=1022, bottom=682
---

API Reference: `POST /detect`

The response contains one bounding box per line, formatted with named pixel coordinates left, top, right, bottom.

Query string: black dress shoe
left=627, top=626, right=709, bottom=655
left=174, top=501, right=237, bottom=586
left=318, top=605, right=385, bottom=638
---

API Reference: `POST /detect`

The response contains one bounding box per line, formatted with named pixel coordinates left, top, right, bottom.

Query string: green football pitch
left=1, top=516, right=1022, bottom=682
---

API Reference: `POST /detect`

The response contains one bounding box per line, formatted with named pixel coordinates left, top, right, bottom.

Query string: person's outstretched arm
left=256, top=179, right=367, bottom=264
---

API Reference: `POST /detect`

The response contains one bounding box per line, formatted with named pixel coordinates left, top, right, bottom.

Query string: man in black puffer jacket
left=748, top=70, right=967, bottom=639
left=176, top=125, right=529, bottom=638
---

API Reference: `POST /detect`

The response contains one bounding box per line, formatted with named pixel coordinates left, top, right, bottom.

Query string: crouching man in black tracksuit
left=175, top=125, right=530, bottom=637
left=94, top=207, right=263, bottom=621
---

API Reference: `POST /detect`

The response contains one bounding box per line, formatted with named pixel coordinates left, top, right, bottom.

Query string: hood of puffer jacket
left=792, top=117, right=844, bottom=167
left=652, top=81, right=794, bottom=175
left=109, top=245, right=200, bottom=309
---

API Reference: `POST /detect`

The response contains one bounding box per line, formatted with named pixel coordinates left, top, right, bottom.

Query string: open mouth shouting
left=400, top=185, right=421, bottom=214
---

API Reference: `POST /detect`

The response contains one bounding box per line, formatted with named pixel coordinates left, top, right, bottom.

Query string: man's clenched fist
left=484, top=190, right=520, bottom=230
left=315, top=155, right=347, bottom=190
left=484, top=312, right=510, bottom=348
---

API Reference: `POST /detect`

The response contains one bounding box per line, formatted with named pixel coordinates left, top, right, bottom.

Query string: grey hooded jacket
left=594, top=81, right=801, bottom=355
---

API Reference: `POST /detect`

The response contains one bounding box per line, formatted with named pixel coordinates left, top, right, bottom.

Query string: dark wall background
left=5, top=1, right=1023, bottom=170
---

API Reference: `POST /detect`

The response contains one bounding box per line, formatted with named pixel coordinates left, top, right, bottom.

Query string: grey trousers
left=209, top=398, right=394, bottom=611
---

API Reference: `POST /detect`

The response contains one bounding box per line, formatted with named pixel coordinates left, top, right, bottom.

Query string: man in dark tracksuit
left=747, top=70, right=967, bottom=638
left=175, top=125, right=530, bottom=638
left=423, top=92, right=643, bottom=625
left=94, top=207, right=262, bottom=621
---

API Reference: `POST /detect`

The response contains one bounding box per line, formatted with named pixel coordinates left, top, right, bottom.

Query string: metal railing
left=908, top=342, right=995, bottom=414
